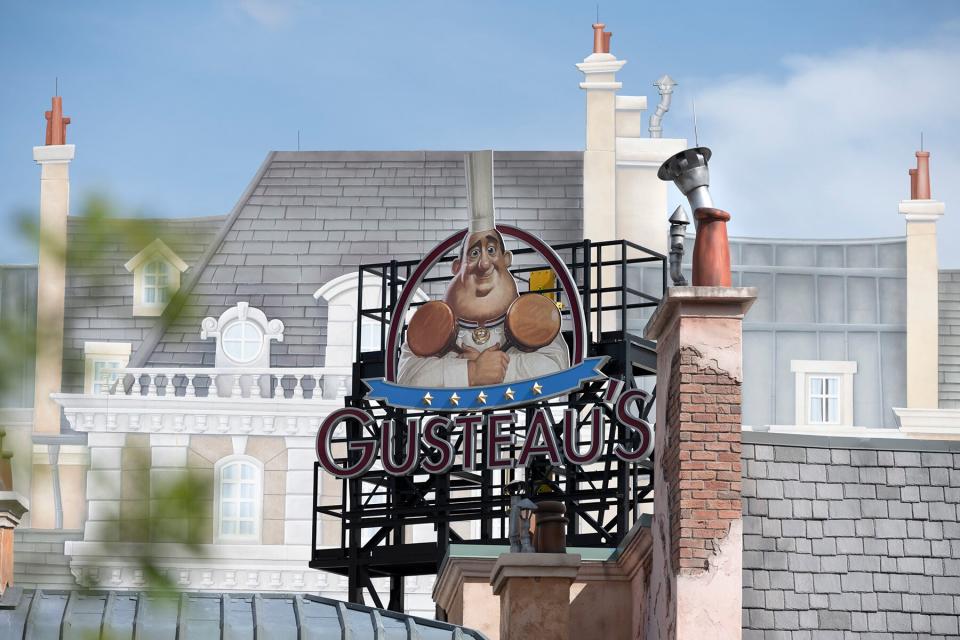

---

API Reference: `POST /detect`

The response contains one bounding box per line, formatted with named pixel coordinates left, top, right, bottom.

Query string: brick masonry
left=669, top=346, right=743, bottom=574
left=742, top=433, right=960, bottom=638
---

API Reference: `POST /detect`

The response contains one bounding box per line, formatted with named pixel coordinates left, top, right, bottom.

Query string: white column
left=899, top=198, right=944, bottom=408
left=84, top=433, right=125, bottom=542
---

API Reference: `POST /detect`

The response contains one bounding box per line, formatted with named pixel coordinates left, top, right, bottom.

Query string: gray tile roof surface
left=0, top=589, right=485, bottom=639
left=939, top=269, right=960, bottom=408
left=140, top=151, right=584, bottom=368
left=60, top=215, right=224, bottom=393
left=0, top=266, right=37, bottom=408
left=742, top=435, right=960, bottom=638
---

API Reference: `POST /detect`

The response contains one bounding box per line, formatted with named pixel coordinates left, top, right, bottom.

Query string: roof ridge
left=127, top=151, right=278, bottom=368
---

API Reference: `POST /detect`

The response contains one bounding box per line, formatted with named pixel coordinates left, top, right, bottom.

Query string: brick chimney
left=643, top=286, right=756, bottom=639
left=898, top=149, right=944, bottom=409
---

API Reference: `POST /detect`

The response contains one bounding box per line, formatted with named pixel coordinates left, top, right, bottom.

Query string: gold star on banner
left=504, top=387, right=515, bottom=401
left=477, top=391, right=488, bottom=404
left=450, top=393, right=460, bottom=406
left=532, top=382, right=543, bottom=395
left=423, top=392, right=433, bottom=406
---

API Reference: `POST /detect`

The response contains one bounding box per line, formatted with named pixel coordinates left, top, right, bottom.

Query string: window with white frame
left=83, top=342, right=131, bottom=395
left=791, top=360, right=857, bottom=427
left=201, top=302, right=284, bottom=369
left=355, top=317, right=381, bottom=355
left=143, top=259, right=171, bottom=305
left=124, top=239, right=188, bottom=316
left=215, top=456, right=262, bottom=543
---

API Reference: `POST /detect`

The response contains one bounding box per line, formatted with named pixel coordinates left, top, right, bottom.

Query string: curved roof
left=0, top=589, right=486, bottom=640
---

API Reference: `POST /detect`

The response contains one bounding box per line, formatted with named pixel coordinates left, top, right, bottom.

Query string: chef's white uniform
left=396, top=319, right=569, bottom=388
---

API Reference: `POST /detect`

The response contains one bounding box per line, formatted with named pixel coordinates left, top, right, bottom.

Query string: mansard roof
left=130, top=151, right=585, bottom=369
left=0, top=589, right=485, bottom=639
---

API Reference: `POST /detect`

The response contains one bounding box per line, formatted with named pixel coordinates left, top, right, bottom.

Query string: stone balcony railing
left=53, top=367, right=351, bottom=438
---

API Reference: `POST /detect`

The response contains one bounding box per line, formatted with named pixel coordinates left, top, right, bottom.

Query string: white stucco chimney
left=614, top=79, right=686, bottom=255
left=898, top=150, right=944, bottom=408
left=32, top=96, right=74, bottom=436
left=577, top=23, right=624, bottom=246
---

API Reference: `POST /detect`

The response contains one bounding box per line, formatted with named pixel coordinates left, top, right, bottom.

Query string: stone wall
left=742, top=432, right=960, bottom=638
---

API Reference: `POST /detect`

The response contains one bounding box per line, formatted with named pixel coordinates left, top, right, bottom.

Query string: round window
left=222, top=319, right=264, bottom=364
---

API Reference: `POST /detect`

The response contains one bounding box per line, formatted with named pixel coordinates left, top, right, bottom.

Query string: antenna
left=596, top=3, right=599, bottom=22
left=692, top=100, right=700, bottom=147
left=297, top=129, right=301, bottom=152
left=920, top=131, right=924, bottom=152
left=55, top=77, right=58, bottom=96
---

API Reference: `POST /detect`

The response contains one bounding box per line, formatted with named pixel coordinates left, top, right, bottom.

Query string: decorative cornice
left=54, top=393, right=343, bottom=437
left=33, top=144, right=75, bottom=164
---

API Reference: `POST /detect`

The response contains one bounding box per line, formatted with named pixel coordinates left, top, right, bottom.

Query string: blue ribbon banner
left=364, top=356, right=608, bottom=412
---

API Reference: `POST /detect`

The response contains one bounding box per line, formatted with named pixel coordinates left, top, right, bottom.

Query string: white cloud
left=678, top=36, right=960, bottom=265
left=232, top=0, right=299, bottom=29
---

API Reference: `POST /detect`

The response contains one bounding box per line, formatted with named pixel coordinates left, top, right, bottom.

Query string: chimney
left=644, top=287, right=756, bottom=639
left=31, top=97, right=74, bottom=529
left=490, top=553, right=582, bottom=640
left=577, top=22, right=624, bottom=245
left=577, top=23, right=625, bottom=332
left=0, top=431, right=29, bottom=598
left=898, top=149, right=944, bottom=409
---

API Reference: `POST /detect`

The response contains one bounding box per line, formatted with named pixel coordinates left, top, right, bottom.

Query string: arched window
left=221, top=317, right=265, bottom=364
left=215, top=456, right=263, bottom=543
left=201, top=302, right=284, bottom=369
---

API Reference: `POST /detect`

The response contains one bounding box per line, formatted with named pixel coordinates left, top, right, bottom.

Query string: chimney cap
left=669, top=205, right=690, bottom=226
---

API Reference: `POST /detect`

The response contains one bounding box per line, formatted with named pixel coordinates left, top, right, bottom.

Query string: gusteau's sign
left=315, top=151, right=654, bottom=479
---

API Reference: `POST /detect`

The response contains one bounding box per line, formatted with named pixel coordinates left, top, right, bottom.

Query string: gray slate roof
left=135, top=151, right=584, bottom=368
left=0, top=266, right=37, bottom=408
left=742, top=432, right=960, bottom=638
left=939, top=270, right=960, bottom=408
left=60, top=215, right=223, bottom=394
left=0, top=589, right=485, bottom=639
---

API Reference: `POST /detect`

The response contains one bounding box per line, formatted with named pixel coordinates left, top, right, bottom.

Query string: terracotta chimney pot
left=909, top=168, right=918, bottom=200
left=691, top=208, right=733, bottom=287
left=915, top=151, right=931, bottom=199
left=592, top=23, right=605, bottom=53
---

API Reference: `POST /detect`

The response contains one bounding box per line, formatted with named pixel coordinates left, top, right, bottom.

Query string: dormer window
left=125, top=239, right=188, bottom=317
left=202, top=302, right=284, bottom=368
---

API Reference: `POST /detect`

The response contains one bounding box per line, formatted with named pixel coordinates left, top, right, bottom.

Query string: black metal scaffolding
left=310, top=238, right=666, bottom=613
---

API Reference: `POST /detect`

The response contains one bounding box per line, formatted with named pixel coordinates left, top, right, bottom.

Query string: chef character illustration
left=397, top=150, right=569, bottom=388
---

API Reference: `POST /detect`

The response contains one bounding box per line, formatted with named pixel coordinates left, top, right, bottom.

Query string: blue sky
left=2, top=1, right=959, bottom=264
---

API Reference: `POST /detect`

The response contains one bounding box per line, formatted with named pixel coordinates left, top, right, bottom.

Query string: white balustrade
left=109, top=368, right=346, bottom=401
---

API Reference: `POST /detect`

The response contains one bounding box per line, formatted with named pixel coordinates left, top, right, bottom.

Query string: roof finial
left=43, top=95, right=71, bottom=146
